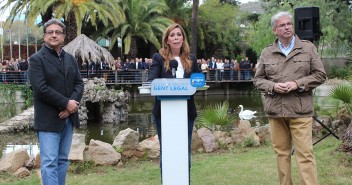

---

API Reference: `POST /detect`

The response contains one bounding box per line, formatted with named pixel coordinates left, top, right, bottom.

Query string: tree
left=247, top=0, right=352, bottom=58
left=100, top=0, right=173, bottom=59
left=1, top=0, right=124, bottom=43
left=191, top=0, right=199, bottom=55
left=198, top=0, right=241, bottom=58
left=163, top=0, right=191, bottom=25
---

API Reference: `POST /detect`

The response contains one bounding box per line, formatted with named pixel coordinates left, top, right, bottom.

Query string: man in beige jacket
left=254, top=11, right=326, bottom=185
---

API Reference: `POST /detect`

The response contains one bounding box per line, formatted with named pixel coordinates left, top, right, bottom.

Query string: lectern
left=138, top=73, right=207, bottom=185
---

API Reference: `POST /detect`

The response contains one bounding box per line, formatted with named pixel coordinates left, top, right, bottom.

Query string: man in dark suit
left=208, top=57, right=217, bottom=81
left=28, top=18, right=84, bottom=185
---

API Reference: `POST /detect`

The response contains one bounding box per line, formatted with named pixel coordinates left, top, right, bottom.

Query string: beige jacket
left=254, top=35, right=326, bottom=118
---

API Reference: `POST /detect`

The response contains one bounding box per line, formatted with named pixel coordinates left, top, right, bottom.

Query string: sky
left=238, top=0, right=258, bottom=3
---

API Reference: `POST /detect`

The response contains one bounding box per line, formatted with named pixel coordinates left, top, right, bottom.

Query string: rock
left=139, top=135, right=160, bottom=159
left=255, top=125, right=271, bottom=143
left=14, top=167, right=30, bottom=178
left=213, top=131, right=233, bottom=146
left=191, top=129, right=203, bottom=153
left=0, top=148, right=30, bottom=173
left=69, top=133, right=86, bottom=162
left=231, top=120, right=260, bottom=146
left=84, top=139, right=121, bottom=165
left=197, top=127, right=218, bottom=152
left=112, top=128, right=139, bottom=151
left=25, top=156, right=36, bottom=170
left=35, top=153, right=41, bottom=169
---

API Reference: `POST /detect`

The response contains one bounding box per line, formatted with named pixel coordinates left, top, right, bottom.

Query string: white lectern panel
left=160, top=98, right=189, bottom=185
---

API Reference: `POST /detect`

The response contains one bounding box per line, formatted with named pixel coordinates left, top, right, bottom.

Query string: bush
left=196, top=100, right=236, bottom=130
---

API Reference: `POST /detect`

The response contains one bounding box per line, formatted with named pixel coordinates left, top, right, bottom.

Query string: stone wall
left=0, top=78, right=130, bottom=133
left=322, top=57, right=348, bottom=73
left=0, top=90, right=25, bottom=104
left=77, top=78, right=129, bottom=126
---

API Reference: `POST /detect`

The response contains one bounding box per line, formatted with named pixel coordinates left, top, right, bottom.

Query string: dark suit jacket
left=28, top=45, right=84, bottom=132
left=208, top=61, right=217, bottom=69
left=148, top=53, right=201, bottom=120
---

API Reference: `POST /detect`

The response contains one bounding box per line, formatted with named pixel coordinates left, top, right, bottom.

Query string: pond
left=0, top=90, right=335, bottom=158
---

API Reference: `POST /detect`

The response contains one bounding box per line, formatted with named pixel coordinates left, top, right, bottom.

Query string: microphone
left=169, top=59, right=178, bottom=78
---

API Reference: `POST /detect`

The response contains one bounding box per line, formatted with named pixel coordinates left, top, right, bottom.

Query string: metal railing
left=0, top=69, right=255, bottom=85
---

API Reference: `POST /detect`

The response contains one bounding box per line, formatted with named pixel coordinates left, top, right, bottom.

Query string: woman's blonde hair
left=159, top=23, right=192, bottom=73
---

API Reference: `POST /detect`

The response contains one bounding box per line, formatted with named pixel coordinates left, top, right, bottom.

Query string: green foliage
left=69, top=161, right=95, bottom=174
left=0, top=84, right=33, bottom=107
left=198, top=0, right=241, bottom=58
left=1, top=138, right=352, bottom=185
left=196, top=100, right=236, bottom=130
left=1, top=0, right=124, bottom=35
left=114, top=146, right=124, bottom=153
left=328, top=83, right=352, bottom=114
left=244, top=135, right=255, bottom=147
left=247, top=0, right=352, bottom=58
left=98, top=0, right=173, bottom=58
left=328, top=65, right=352, bottom=80
left=329, top=83, right=352, bottom=104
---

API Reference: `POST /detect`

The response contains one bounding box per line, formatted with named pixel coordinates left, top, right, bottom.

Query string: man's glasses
left=45, top=30, right=64, bottom=36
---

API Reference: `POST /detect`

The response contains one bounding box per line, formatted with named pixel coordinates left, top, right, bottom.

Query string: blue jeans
left=245, top=69, right=251, bottom=80
left=38, top=118, right=73, bottom=185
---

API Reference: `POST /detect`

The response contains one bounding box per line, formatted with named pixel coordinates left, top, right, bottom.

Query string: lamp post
left=9, top=29, right=13, bottom=59
left=0, top=24, right=3, bottom=61
left=26, top=19, right=29, bottom=59
left=18, top=28, right=21, bottom=59
left=35, top=30, right=38, bottom=52
left=26, top=0, right=29, bottom=58
left=118, top=36, right=122, bottom=61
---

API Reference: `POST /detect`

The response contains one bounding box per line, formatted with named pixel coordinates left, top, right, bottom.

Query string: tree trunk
left=128, top=36, right=138, bottom=59
left=65, top=10, right=77, bottom=45
left=191, top=0, right=199, bottom=55
left=40, top=6, right=54, bottom=25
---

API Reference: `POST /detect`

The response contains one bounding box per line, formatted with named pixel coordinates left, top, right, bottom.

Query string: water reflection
left=0, top=103, right=26, bottom=123
left=4, top=144, right=39, bottom=157
left=1, top=130, right=38, bottom=158
left=1, top=94, right=267, bottom=156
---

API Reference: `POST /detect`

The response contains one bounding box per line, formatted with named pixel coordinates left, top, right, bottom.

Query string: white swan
left=238, top=105, right=257, bottom=120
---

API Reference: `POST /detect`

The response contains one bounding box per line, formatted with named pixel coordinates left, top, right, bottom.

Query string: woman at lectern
left=148, top=23, right=201, bottom=181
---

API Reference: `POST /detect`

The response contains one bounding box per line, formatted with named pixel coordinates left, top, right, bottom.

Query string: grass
left=0, top=137, right=351, bottom=185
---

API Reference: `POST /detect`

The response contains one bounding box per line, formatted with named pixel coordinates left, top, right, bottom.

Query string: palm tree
left=1, top=0, right=124, bottom=43
left=197, top=100, right=236, bottom=130
left=329, top=83, right=352, bottom=114
left=191, top=0, right=199, bottom=55
left=163, top=0, right=191, bottom=25
left=99, top=0, right=173, bottom=59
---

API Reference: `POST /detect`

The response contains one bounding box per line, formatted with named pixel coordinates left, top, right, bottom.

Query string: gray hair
left=271, top=11, right=293, bottom=29
left=43, top=18, right=66, bottom=34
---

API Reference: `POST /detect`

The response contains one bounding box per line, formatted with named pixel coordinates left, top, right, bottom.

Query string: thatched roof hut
left=63, top=34, right=114, bottom=64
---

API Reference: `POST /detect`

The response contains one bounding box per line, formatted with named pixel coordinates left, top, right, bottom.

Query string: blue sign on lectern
left=190, top=73, right=205, bottom=87
left=151, top=78, right=196, bottom=96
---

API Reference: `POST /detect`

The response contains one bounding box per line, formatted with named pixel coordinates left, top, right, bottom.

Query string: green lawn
left=1, top=136, right=351, bottom=185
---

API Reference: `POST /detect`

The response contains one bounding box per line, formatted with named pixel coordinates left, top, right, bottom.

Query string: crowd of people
left=0, top=55, right=257, bottom=85
left=75, top=55, right=256, bottom=83
left=199, top=56, right=255, bottom=81
left=0, top=58, right=29, bottom=84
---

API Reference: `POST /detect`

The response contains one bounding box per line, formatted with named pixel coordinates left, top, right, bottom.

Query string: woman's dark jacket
left=148, top=53, right=201, bottom=120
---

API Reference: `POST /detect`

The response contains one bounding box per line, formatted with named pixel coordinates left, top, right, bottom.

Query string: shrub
left=196, top=100, right=236, bottom=130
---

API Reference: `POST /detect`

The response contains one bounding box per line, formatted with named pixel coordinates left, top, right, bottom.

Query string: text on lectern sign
left=151, top=78, right=196, bottom=96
